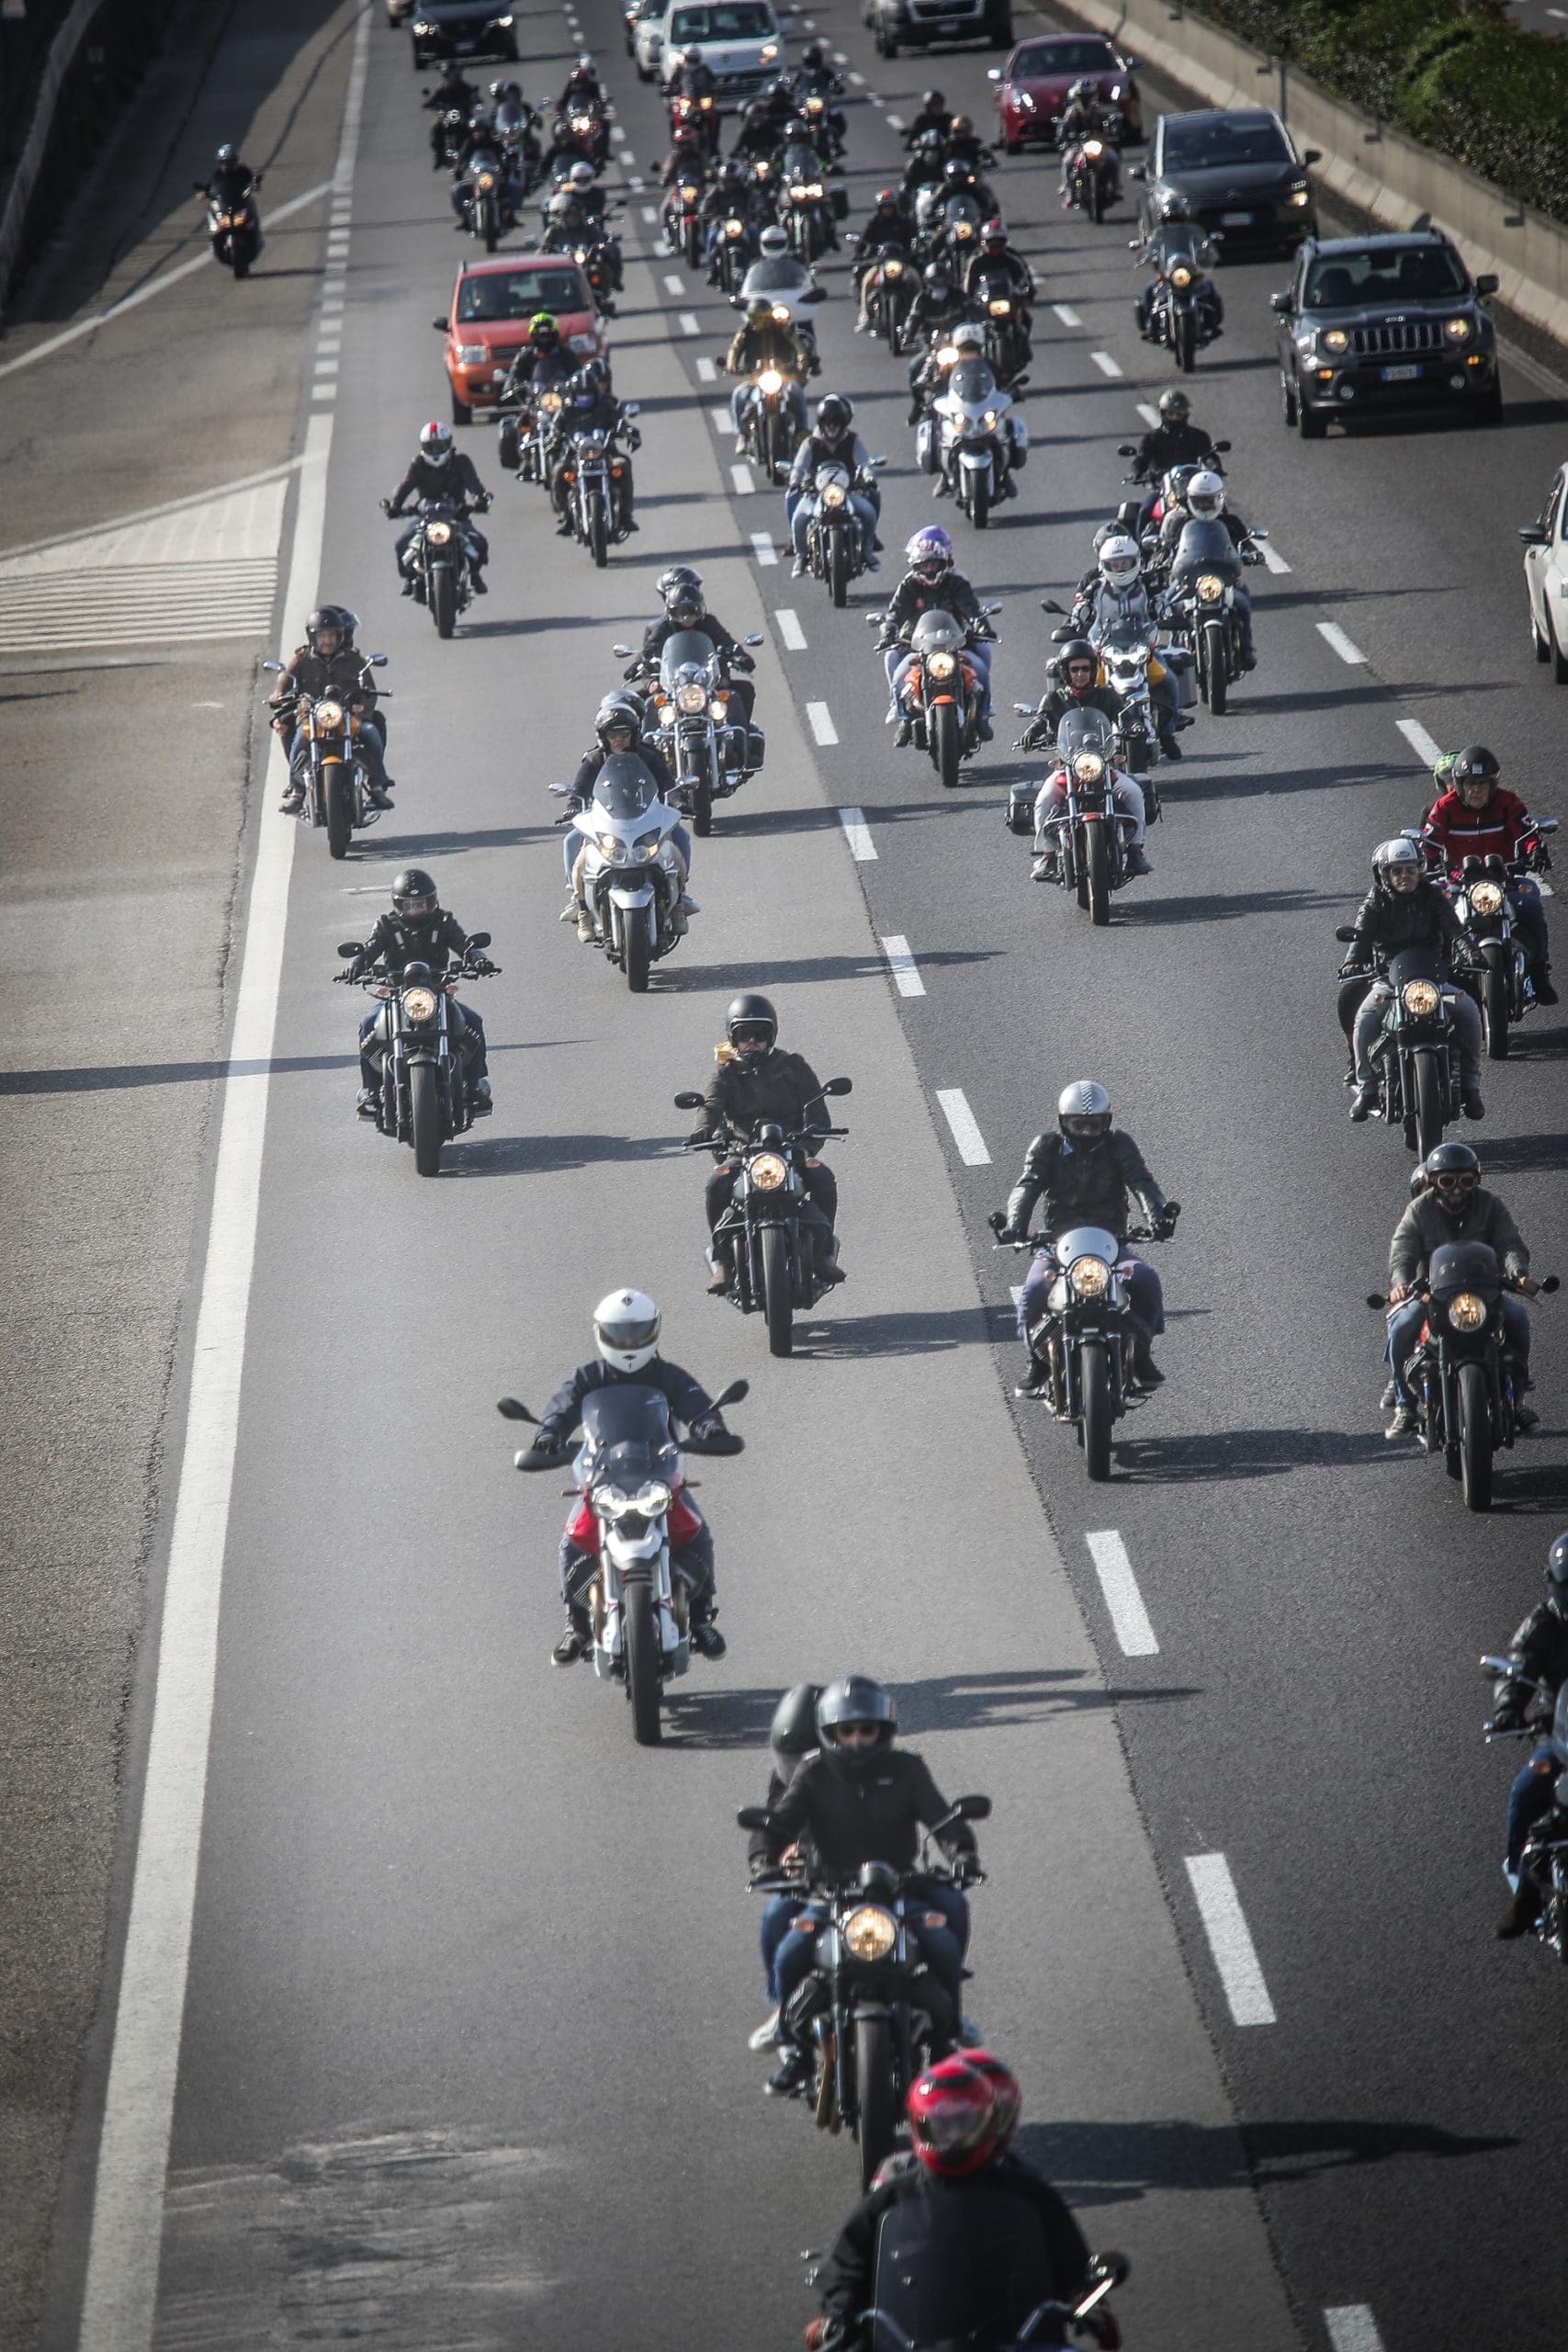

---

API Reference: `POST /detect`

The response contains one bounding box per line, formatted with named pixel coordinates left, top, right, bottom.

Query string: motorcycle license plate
left=1221, top=210, right=1252, bottom=225
left=1382, top=362, right=1420, bottom=381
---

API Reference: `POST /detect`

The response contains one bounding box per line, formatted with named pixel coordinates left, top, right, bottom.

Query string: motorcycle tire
left=970, top=470, right=990, bottom=530
left=1549, top=1883, right=1568, bottom=1965
left=885, top=303, right=900, bottom=356
left=1457, top=1360, right=1494, bottom=1513
left=625, top=1581, right=662, bottom=1745
left=1086, top=821, right=1111, bottom=928
left=324, top=762, right=353, bottom=861
left=855, top=2013, right=897, bottom=2191
left=589, top=491, right=608, bottom=571
left=1413, top=1049, right=1444, bottom=1159
left=1081, top=1339, right=1112, bottom=1481
left=759, top=409, right=776, bottom=484
left=624, top=911, right=651, bottom=994
left=1176, top=311, right=1196, bottom=373
left=1483, top=946, right=1510, bottom=1059
left=761, top=1223, right=794, bottom=1358
left=931, top=702, right=960, bottom=791
left=410, top=1062, right=443, bottom=1179
left=693, top=778, right=713, bottom=836
left=431, top=568, right=457, bottom=640
left=498, top=419, right=521, bottom=471
left=684, top=220, right=699, bottom=268
left=1091, top=175, right=1105, bottom=225
left=1203, top=620, right=1227, bottom=717
left=828, top=531, right=849, bottom=610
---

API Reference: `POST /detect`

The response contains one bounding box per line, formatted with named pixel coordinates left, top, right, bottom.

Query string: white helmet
left=759, top=225, right=788, bottom=257
left=1098, top=533, right=1142, bottom=585
left=593, top=1288, right=661, bottom=1374
left=547, top=190, right=575, bottom=219
left=952, top=320, right=986, bottom=351
left=1186, top=468, right=1225, bottom=519
left=1057, top=1080, right=1111, bottom=1136
left=569, top=159, right=596, bottom=188
left=1374, top=836, right=1424, bottom=891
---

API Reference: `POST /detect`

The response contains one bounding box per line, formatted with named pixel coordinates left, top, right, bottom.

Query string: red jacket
left=1423, top=786, right=1536, bottom=874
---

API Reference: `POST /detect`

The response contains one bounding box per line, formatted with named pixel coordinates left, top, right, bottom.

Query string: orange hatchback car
left=435, top=254, right=608, bottom=422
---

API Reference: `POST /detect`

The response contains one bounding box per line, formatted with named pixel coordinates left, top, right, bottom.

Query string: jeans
left=774, top=1881, right=970, bottom=2033
left=289, top=716, right=388, bottom=796
left=1033, top=771, right=1146, bottom=849
left=730, top=380, right=807, bottom=437
left=1353, top=983, right=1483, bottom=1090
left=358, top=1001, right=486, bottom=1091
left=1506, top=1747, right=1558, bottom=1878
left=1384, top=1293, right=1530, bottom=1406
left=558, top=1516, right=716, bottom=1624
left=1018, top=1250, right=1164, bottom=1344
left=1511, top=876, right=1551, bottom=972
left=786, top=488, right=877, bottom=559
left=395, top=520, right=488, bottom=573
left=886, top=641, right=992, bottom=718
left=761, top=1892, right=796, bottom=1998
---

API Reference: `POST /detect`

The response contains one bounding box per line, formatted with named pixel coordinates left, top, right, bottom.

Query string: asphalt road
left=17, top=0, right=1568, bottom=2348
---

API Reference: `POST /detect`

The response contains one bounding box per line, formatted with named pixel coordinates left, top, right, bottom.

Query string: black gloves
left=1154, top=1202, right=1180, bottom=1239
left=1488, top=1707, right=1525, bottom=1736
left=730, top=651, right=755, bottom=673
left=691, top=1415, right=726, bottom=1441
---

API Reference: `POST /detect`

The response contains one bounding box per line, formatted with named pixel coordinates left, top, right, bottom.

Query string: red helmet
left=962, top=2049, right=1021, bottom=2152
left=906, top=2055, right=1001, bottom=2178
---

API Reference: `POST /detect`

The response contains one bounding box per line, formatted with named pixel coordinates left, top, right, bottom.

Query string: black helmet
left=921, top=88, right=945, bottom=110
left=306, top=603, right=355, bottom=646
left=1547, top=1532, right=1568, bottom=1615
left=594, top=693, right=642, bottom=750
left=726, top=991, right=777, bottom=1056
left=1454, top=744, right=1500, bottom=788
left=770, top=1682, right=822, bottom=1770
left=390, top=866, right=438, bottom=920
left=817, top=1674, right=897, bottom=1778
left=663, top=571, right=705, bottom=617
left=922, top=260, right=951, bottom=289
left=803, top=40, right=826, bottom=67
left=1157, top=388, right=1191, bottom=421
left=1409, top=1158, right=1428, bottom=1199
left=216, top=142, right=238, bottom=165
left=1060, top=637, right=1098, bottom=676
left=655, top=564, right=703, bottom=603
left=817, top=392, right=852, bottom=436
left=1424, top=1139, right=1481, bottom=1182
left=942, top=156, right=971, bottom=186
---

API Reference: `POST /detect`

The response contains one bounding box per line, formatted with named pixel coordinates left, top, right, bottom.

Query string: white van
left=656, top=0, right=784, bottom=101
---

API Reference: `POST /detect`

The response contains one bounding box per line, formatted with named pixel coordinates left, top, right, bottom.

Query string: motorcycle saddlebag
left=915, top=415, right=940, bottom=476
left=1007, top=782, right=1035, bottom=836
left=830, top=180, right=850, bottom=220
left=1162, top=644, right=1198, bottom=707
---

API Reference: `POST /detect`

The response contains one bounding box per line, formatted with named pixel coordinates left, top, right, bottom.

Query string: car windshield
left=670, top=3, right=773, bottom=36
left=1162, top=115, right=1289, bottom=170
left=1304, top=244, right=1468, bottom=307
left=1012, top=39, right=1115, bottom=76
left=457, top=266, right=586, bottom=321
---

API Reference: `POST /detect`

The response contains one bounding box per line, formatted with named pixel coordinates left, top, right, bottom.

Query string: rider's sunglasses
left=1066, top=662, right=1093, bottom=678
left=833, top=1723, right=882, bottom=1745
left=1433, top=1171, right=1478, bottom=1193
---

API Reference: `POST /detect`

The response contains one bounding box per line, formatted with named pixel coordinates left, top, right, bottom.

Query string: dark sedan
left=1274, top=230, right=1502, bottom=435
left=1133, top=107, right=1318, bottom=254
left=409, top=2, right=519, bottom=66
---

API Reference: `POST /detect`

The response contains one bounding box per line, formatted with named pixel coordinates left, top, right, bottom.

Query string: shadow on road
left=1133, top=888, right=1342, bottom=925
left=794, top=1306, right=1003, bottom=1357
left=1114, top=1426, right=1401, bottom=1480
left=446, top=1129, right=680, bottom=1177
left=1014, top=2113, right=1517, bottom=2205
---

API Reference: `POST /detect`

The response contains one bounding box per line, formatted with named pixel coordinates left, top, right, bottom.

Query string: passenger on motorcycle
left=754, top=1676, right=978, bottom=2098
left=898, top=263, right=975, bottom=412
left=1070, top=536, right=1184, bottom=758
left=1156, top=469, right=1258, bottom=669
left=543, top=360, right=640, bottom=538
left=687, top=992, right=845, bottom=1288
left=1002, top=1082, right=1175, bottom=1387
left=562, top=695, right=694, bottom=943
left=1134, top=203, right=1223, bottom=340
left=786, top=394, right=880, bottom=574
left=634, top=574, right=761, bottom=732
left=877, top=527, right=995, bottom=741
left=498, top=311, right=578, bottom=405
left=344, top=867, right=493, bottom=1117
left=746, top=1682, right=823, bottom=2050
left=1382, top=1140, right=1538, bottom=1439
left=1488, top=1532, right=1568, bottom=1938
left=1422, top=744, right=1557, bottom=1002
left=1055, top=79, right=1119, bottom=199
left=271, top=604, right=393, bottom=813
left=385, top=421, right=491, bottom=594
left=1021, top=648, right=1152, bottom=874
left=723, top=300, right=810, bottom=453
left=1342, top=837, right=1484, bottom=1121
left=528, top=1290, right=730, bottom=1666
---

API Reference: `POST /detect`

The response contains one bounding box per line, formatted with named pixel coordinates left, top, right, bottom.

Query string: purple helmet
left=906, top=525, right=954, bottom=579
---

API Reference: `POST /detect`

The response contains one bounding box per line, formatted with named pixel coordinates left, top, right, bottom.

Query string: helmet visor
left=1061, top=1113, right=1111, bottom=1139
left=393, top=890, right=436, bottom=919
left=597, top=1310, right=660, bottom=1352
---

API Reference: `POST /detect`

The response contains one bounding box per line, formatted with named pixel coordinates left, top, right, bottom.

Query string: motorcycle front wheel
left=931, top=702, right=960, bottom=790
left=588, top=489, right=608, bottom=570
left=431, top=566, right=457, bottom=639
left=761, top=1223, right=793, bottom=1357
left=969, top=468, right=990, bottom=530
left=1457, top=1359, right=1494, bottom=1512
left=855, top=2013, right=897, bottom=2190
left=410, top=1061, right=443, bottom=1178
left=1080, top=1338, right=1112, bottom=1479
left=1483, top=946, right=1510, bottom=1059
left=324, top=761, right=353, bottom=860
left=829, top=529, right=850, bottom=608
left=1086, top=822, right=1111, bottom=927
left=1203, top=619, right=1227, bottom=715
left=624, top=1582, right=662, bottom=1745
left=1413, top=1049, right=1444, bottom=1159
left=624, top=911, right=651, bottom=994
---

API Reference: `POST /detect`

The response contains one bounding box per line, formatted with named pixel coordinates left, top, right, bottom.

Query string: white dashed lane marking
left=1136, top=401, right=1160, bottom=428
left=695, top=355, right=716, bottom=382
left=838, top=807, right=874, bottom=859
left=730, top=461, right=755, bottom=494
left=935, top=1090, right=990, bottom=1166
left=1051, top=303, right=1081, bottom=327
left=1397, top=717, right=1442, bottom=766
left=880, top=935, right=925, bottom=997
left=1085, top=1532, right=1159, bottom=1657
left=641, top=205, right=658, bottom=223
left=884, top=107, right=902, bottom=125
left=1256, top=539, right=1291, bottom=574
left=678, top=311, right=700, bottom=336
left=807, top=700, right=838, bottom=745
left=1325, top=2311, right=1385, bottom=2352
left=1184, top=1855, right=1277, bottom=2027
left=1317, top=620, right=1366, bottom=664
left=663, top=271, right=685, bottom=294
left=776, top=607, right=807, bottom=649
left=750, top=532, right=778, bottom=566
left=1089, top=350, right=1123, bottom=379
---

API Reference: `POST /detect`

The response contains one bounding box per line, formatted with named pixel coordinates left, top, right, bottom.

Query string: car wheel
left=1474, top=376, right=1504, bottom=426
left=451, top=384, right=472, bottom=425
left=1297, top=380, right=1326, bottom=438
left=1280, top=368, right=1298, bottom=427
left=1532, top=602, right=1551, bottom=663
left=1552, top=616, right=1568, bottom=686
left=1003, top=136, right=1021, bottom=154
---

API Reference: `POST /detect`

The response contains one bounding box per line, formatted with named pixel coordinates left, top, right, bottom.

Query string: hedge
left=1186, top=0, right=1568, bottom=224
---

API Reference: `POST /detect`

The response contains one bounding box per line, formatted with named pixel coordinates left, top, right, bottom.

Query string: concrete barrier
left=0, top=0, right=98, bottom=309
left=1056, top=0, right=1568, bottom=346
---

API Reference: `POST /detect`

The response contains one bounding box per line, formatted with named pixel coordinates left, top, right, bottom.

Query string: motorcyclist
left=1156, top=469, right=1258, bottom=670
left=785, top=393, right=880, bottom=575
left=1001, top=1083, right=1176, bottom=1390
left=723, top=299, right=810, bottom=453
left=669, top=43, right=716, bottom=100
left=806, top=2053, right=1110, bottom=2352
left=201, top=142, right=256, bottom=210
left=1055, top=78, right=1119, bottom=199
left=543, top=359, right=640, bottom=540
left=877, top=526, right=995, bottom=742
left=750, top=1676, right=978, bottom=2096
left=731, top=96, right=780, bottom=164
left=899, top=265, right=975, bottom=415
left=1069, top=534, right=1185, bottom=759
left=699, top=156, right=755, bottom=277
left=936, top=149, right=998, bottom=220
left=1022, top=637, right=1123, bottom=741
left=343, top=867, right=492, bottom=1119
left=1421, top=744, right=1557, bottom=1002
left=424, top=64, right=479, bottom=161
left=1487, top=1532, right=1568, bottom=1938
left=687, top=992, right=845, bottom=1289
left=451, top=125, right=514, bottom=227
left=384, top=421, right=491, bottom=596
left=270, top=604, right=393, bottom=814
left=852, top=186, right=915, bottom=315
left=904, top=90, right=952, bottom=148
left=1382, top=1139, right=1538, bottom=1439
left=942, top=112, right=992, bottom=175
left=1341, top=836, right=1485, bottom=1122
left=746, top=1681, right=822, bottom=2052
left=527, top=1291, right=730, bottom=1665
left=962, top=215, right=1032, bottom=304
left=558, top=53, right=605, bottom=112
left=497, top=310, right=578, bottom=408
left=1135, top=202, right=1223, bottom=341
left=659, top=118, right=709, bottom=193
left=633, top=573, right=761, bottom=734
left=1128, top=387, right=1220, bottom=530
left=902, top=128, right=948, bottom=197
left=560, top=695, right=694, bottom=943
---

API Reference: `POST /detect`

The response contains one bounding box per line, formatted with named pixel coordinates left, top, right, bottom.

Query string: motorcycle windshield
left=592, top=752, right=662, bottom=820
left=868, top=2184, right=1061, bottom=2352
left=814, top=463, right=851, bottom=492
left=1052, top=1224, right=1121, bottom=1266
left=909, top=612, right=964, bottom=655
left=949, top=358, right=997, bottom=404
left=1386, top=944, right=1443, bottom=991
left=1053, top=707, right=1115, bottom=761
left=740, top=257, right=811, bottom=298
left=1551, top=1682, right=1568, bottom=1770
left=1170, top=518, right=1239, bottom=580
left=1427, top=1240, right=1502, bottom=1298
left=577, top=1384, right=680, bottom=1481
left=659, top=628, right=719, bottom=688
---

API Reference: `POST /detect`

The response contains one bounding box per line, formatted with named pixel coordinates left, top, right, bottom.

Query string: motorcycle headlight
left=477, top=171, right=495, bottom=190
left=758, top=367, right=784, bottom=393
left=750, top=1151, right=788, bottom=1189
left=681, top=181, right=698, bottom=199
left=542, top=390, right=563, bottom=411
left=1444, top=315, right=1473, bottom=343
left=1084, top=141, right=1103, bottom=157
left=789, top=182, right=807, bottom=199
left=926, top=650, right=956, bottom=680
left=982, top=407, right=998, bottom=429
left=1196, top=573, right=1224, bottom=602
left=596, top=828, right=626, bottom=860
left=1320, top=328, right=1348, bottom=355
left=677, top=682, right=708, bottom=714
left=1073, top=752, right=1105, bottom=784
left=821, top=481, right=846, bottom=506
left=807, top=182, right=824, bottom=200
left=725, top=218, right=742, bottom=234
left=885, top=257, right=903, bottom=277
left=634, top=834, right=660, bottom=861
left=313, top=699, right=344, bottom=729
left=1068, top=1253, right=1111, bottom=1298
left=988, top=297, right=1010, bottom=315
left=1402, top=978, right=1440, bottom=1016
left=1448, top=1291, right=1487, bottom=1332
left=1470, top=881, right=1505, bottom=916
left=402, top=986, right=439, bottom=1023
left=633, top=1480, right=672, bottom=1514
left=954, top=221, right=973, bottom=239
left=1170, top=266, right=1191, bottom=288
left=425, top=520, right=453, bottom=545
left=936, top=343, right=957, bottom=365
left=842, top=1905, right=897, bottom=1962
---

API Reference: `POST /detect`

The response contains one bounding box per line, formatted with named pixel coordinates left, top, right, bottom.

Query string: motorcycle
left=1369, top=1254, right=1556, bottom=1512
left=195, top=175, right=263, bottom=277
left=923, top=354, right=1024, bottom=530
left=262, top=650, right=389, bottom=860
left=874, top=603, right=1001, bottom=791
left=664, top=168, right=708, bottom=266
left=670, top=88, right=719, bottom=157
left=972, top=280, right=1032, bottom=386
left=800, top=455, right=885, bottom=609
left=502, top=1382, right=748, bottom=1747
left=382, top=494, right=486, bottom=640
left=1335, top=928, right=1476, bottom=1157
left=992, top=1211, right=1176, bottom=1479
left=1008, top=703, right=1143, bottom=927
left=858, top=240, right=915, bottom=354
left=1095, top=628, right=1165, bottom=786
left=552, top=103, right=612, bottom=169
left=793, top=87, right=845, bottom=163
left=674, top=1082, right=852, bottom=1356
left=1436, top=825, right=1559, bottom=1060
left=334, top=935, right=498, bottom=1177
left=549, top=752, right=691, bottom=992
left=936, top=190, right=983, bottom=271
left=615, top=626, right=765, bottom=834
left=838, top=2249, right=1129, bottom=2352
left=711, top=209, right=759, bottom=294
left=737, top=1797, right=990, bottom=2187
left=1145, top=245, right=1219, bottom=373
left=503, top=381, right=568, bottom=481
left=738, top=363, right=805, bottom=483
left=1059, top=119, right=1122, bottom=221
left=558, top=416, right=638, bottom=566
left=780, top=144, right=834, bottom=262
left=1159, top=515, right=1263, bottom=714
left=493, top=96, right=541, bottom=191
left=458, top=153, right=513, bottom=252
left=1482, top=1660, right=1568, bottom=1957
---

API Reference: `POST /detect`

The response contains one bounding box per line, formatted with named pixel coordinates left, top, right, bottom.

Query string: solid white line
left=0, top=176, right=333, bottom=382
left=1184, top=1855, right=1277, bottom=2028
left=881, top=935, right=925, bottom=996
left=678, top=311, right=700, bottom=336
left=1325, top=2310, right=1386, bottom=2352
left=1089, top=349, right=1123, bottom=378
left=731, top=461, right=755, bottom=494
left=776, top=606, right=807, bottom=649
left=663, top=270, right=685, bottom=293
left=936, top=1089, right=990, bottom=1166
left=74, top=11, right=369, bottom=2338
left=1396, top=716, right=1442, bottom=767
left=1257, top=539, right=1291, bottom=574
left=1136, top=401, right=1159, bottom=427
left=641, top=205, right=659, bottom=223
left=807, top=700, right=838, bottom=745
left=750, top=531, right=777, bottom=566
left=1052, top=302, right=1081, bottom=327
left=838, top=806, right=875, bottom=860
left=1317, top=619, right=1366, bottom=664
left=1085, top=1532, right=1159, bottom=1657
left=0, top=458, right=301, bottom=562
left=695, top=355, right=716, bottom=382
left=884, top=107, right=902, bottom=125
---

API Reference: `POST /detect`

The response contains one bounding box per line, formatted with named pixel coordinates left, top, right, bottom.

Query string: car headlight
left=1068, top=1253, right=1111, bottom=1297
left=1196, top=573, right=1224, bottom=603
left=457, top=343, right=488, bottom=363
left=313, top=698, right=344, bottom=729
left=988, top=298, right=1010, bottom=316
left=750, top=1151, right=788, bottom=1189
left=1448, top=1291, right=1487, bottom=1332
left=402, top=985, right=439, bottom=1023
left=1289, top=184, right=1310, bottom=207
left=926, top=650, right=956, bottom=679
left=569, top=333, right=597, bottom=353
left=677, top=682, right=708, bottom=714
left=761, top=40, right=779, bottom=58
left=425, top=520, right=452, bottom=544
left=842, top=1905, right=897, bottom=1962
left=821, top=481, right=846, bottom=507
left=1170, top=266, right=1191, bottom=288
left=1469, top=881, right=1505, bottom=916
left=1402, top=978, right=1440, bottom=1016
left=1444, top=315, right=1473, bottom=342
left=1320, top=328, right=1348, bottom=354
left=757, top=367, right=784, bottom=393
left=1073, top=752, right=1105, bottom=783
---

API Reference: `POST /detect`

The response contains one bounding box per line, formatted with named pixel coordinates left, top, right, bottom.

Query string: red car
left=435, top=254, right=609, bottom=424
left=988, top=33, right=1142, bottom=153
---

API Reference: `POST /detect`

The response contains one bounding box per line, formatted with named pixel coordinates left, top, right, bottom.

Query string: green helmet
left=530, top=311, right=560, bottom=345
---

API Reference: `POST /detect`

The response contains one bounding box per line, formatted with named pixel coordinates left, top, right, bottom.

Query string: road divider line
left=832, top=47, right=848, bottom=62
left=1317, top=619, right=1365, bottom=665
left=695, top=355, right=716, bottom=382
left=678, top=311, right=700, bottom=336
left=1396, top=716, right=1442, bottom=767
left=1184, top=1854, right=1277, bottom=2027
left=731, top=461, right=755, bottom=494
left=710, top=405, right=729, bottom=431
left=881, top=935, right=925, bottom=997
left=1325, top=2310, right=1386, bottom=2352
left=1085, top=1532, right=1159, bottom=1657
left=750, top=532, right=777, bottom=566
left=838, top=807, right=875, bottom=860
left=663, top=270, right=685, bottom=293
left=1135, top=401, right=1159, bottom=428
left=1052, top=302, right=1081, bottom=327
left=1257, top=539, right=1291, bottom=574
left=936, top=1089, right=990, bottom=1166
left=627, top=175, right=646, bottom=192
left=807, top=700, right=838, bottom=745
left=884, top=107, right=902, bottom=124
left=1089, top=350, right=1123, bottom=378
left=776, top=607, right=807, bottom=649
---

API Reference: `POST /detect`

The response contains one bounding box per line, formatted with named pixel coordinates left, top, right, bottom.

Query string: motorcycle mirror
left=1078, top=2253, right=1131, bottom=2311
left=736, top=1804, right=773, bottom=1831
left=1127, top=236, right=1143, bottom=250
left=261, top=659, right=285, bottom=673
left=985, top=600, right=1002, bottom=615
left=1543, top=1275, right=1562, bottom=1295
left=744, top=632, right=763, bottom=646
left=1129, top=164, right=1145, bottom=180
left=467, top=931, right=491, bottom=950
left=953, top=1793, right=992, bottom=1821
left=496, top=1396, right=539, bottom=1421
left=1269, top=289, right=1292, bottom=313
left=611, top=642, right=634, bottom=657
left=1041, top=597, right=1065, bottom=613
left=867, top=452, right=887, bottom=467
left=864, top=611, right=886, bottom=626
left=1480, top=1654, right=1518, bottom=1677
left=1012, top=701, right=1033, bottom=715
left=336, top=940, right=365, bottom=958
left=1049, top=627, right=1074, bottom=643
left=711, top=1376, right=750, bottom=1409
left=987, top=1208, right=1008, bottom=1233
left=1213, top=438, right=1232, bottom=453
left=1116, top=442, right=1138, bottom=456
left=1335, top=925, right=1358, bottom=943
left=822, top=1076, right=852, bottom=1097
left=987, top=66, right=1001, bottom=79
left=1366, top=1293, right=1387, bottom=1310
left=433, top=317, right=450, bottom=332
left=1248, top=525, right=1269, bottom=540
left=368, top=651, right=389, bottom=665
left=673, top=1089, right=705, bottom=1109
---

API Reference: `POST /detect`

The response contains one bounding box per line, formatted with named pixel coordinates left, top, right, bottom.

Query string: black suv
left=1273, top=229, right=1500, bottom=437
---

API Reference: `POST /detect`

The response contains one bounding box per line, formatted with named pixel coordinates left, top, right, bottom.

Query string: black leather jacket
left=1492, top=1600, right=1568, bottom=1728
left=388, top=451, right=490, bottom=514
left=1005, top=1129, right=1166, bottom=1243
left=352, top=907, right=473, bottom=979
left=689, top=1046, right=831, bottom=1149
left=1346, top=878, right=1468, bottom=967
left=761, top=1746, right=976, bottom=1876
left=1134, top=418, right=1218, bottom=481
left=819, top=2158, right=1089, bottom=2333
left=878, top=570, right=987, bottom=650
left=535, top=1356, right=719, bottom=1448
